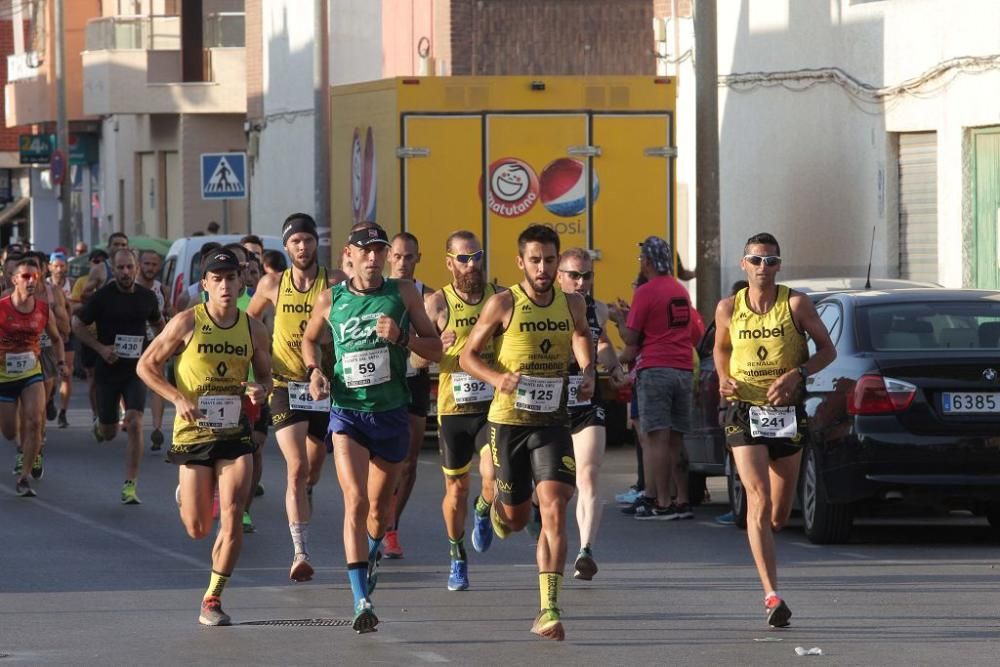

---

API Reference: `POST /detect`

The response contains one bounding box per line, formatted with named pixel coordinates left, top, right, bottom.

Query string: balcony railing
left=84, top=12, right=244, bottom=52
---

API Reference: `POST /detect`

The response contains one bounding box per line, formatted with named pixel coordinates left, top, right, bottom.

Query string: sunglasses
left=743, top=254, right=782, bottom=267
left=447, top=250, right=483, bottom=264
left=18, top=273, right=37, bottom=280
left=559, top=269, right=593, bottom=280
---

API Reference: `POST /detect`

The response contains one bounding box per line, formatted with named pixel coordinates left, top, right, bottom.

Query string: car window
left=860, top=301, right=1000, bottom=351
left=162, top=257, right=176, bottom=292
left=819, top=303, right=843, bottom=346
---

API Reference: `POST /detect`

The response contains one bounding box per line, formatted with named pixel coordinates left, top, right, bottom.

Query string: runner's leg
left=768, top=450, right=803, bottom=531
left=572, top=424, right=605, bottom=549
left=731, top=444, right=779, bottom=595
left=15, top=383, right=44, bottom=483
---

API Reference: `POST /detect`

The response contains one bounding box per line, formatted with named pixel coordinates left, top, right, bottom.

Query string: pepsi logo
left=481, top=158, right=539, bottom=218
left=539, top=158, right=600, bottom=218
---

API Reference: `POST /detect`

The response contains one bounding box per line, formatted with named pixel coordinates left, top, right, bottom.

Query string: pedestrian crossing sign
left=201, top=152, right=247, bottom=200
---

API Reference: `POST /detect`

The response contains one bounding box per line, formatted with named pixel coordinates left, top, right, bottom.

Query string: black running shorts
left=406, top=370, right=431, bottom=417
left=723, top=400, right=807, bottom=460
left=438, top=412, right=489, bottom=476
left=96, top=374, right=146, bottom=425
left=167, top=438, right=254, bottom=467
left=569, top=403, right=606, bottom=435
left=270, top=384, right=328, bottom=441
left=487, top=422, right=576, bottom=505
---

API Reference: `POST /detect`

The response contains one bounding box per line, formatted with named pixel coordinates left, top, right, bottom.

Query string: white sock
left=290, top=521, right=310, bottom=557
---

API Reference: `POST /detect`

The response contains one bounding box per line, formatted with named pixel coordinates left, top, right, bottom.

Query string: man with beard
left=48, top=252, right=75, bottom=428
left=555, top=247, right=626, bottom=581
left=2, top=257, right=66, bottom=497
left=247, top=213, right=341, bottom=581
left=301, top=221, right=441, bottom=634
left=73, top=249, right=164, bottom=504
left=420, top=230, right=500, bottom=591
left=135, top=249, right=172, bottom=450
left=381, top=232, right=435, bottom=559
left=460, top=224, right=594, bottom=641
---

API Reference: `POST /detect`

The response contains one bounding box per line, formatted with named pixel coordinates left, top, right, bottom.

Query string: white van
left=162, top=235, right=288, bottom=310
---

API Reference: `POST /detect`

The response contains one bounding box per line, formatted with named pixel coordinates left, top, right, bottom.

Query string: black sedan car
left=800, top=289, right=1000, bottom=543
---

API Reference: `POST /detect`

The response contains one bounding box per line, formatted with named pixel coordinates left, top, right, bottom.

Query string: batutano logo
left=480, top=158, right=539, bottom=218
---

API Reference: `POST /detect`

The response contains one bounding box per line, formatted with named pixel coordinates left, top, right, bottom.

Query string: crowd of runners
left=3, top=220, right=831, bottom=639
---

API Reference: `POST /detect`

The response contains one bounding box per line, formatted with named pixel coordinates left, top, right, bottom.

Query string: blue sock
left=347, top=562, right=367, bottom=606
left=367, top=533, right=383, bottom=562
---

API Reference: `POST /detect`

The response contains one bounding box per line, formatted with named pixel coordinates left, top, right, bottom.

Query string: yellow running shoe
left=530, top=608, right=564, bottom=641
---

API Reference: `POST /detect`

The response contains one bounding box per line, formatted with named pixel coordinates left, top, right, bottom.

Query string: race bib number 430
left=114, top=334, right=144, bottom=359
left=748, top=405, right=797, bottom=439
left=197, top=395, right=241, bottom=429
left=515, top=375, right=563, bottom=413
left=343, top=348, right=390, bottom=389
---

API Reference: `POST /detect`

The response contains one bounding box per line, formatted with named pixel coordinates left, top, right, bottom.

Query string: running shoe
left=615, top=484, right=643, bottom=505
left=447, top=559, right=469, bottom=591
left=526, top=504, right=542, bottom=540
left=57, top=409, right=68, bottom=428
left=634, top=503, right=672, bottom=520
left=45, top=397, right=56, bottom=421
left=352, top=597, right=378, bottom=634
left=121, top=480, right=141, bottom=505
left=490, top=503, right=512, bottom=540
left=15, top=478, right=35, bottom=498
left=31, top=452, right=43, bottom=480
left=471, top=509, right=494, bottom=553
left=150, top=428, right=164, bottom=451
left=573, top=548, right=598, bottom=581
left=663, top=502, right=694, bottom=521
left=621, top=494, right=653, bottom=515
left=289, top=553, right=314, bottom=582
left=12, top=451, right=23, bottom=476
left=242, top=511, right=255, bottom=533
left=765, top=594, right=792, bottom=628
left=383, top=530, right=403, bottom=559
left=198, top=596, right=231, bottom=626
left=714, top=511, right=736, bottom=526
left=367, top=549, right=382, bottom=594
left=254, top=483, right=265, bottom=497
left=530, top=607, right=564, bottom=641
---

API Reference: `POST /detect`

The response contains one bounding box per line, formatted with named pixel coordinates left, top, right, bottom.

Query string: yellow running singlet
left=437, top=283, right=497, bottom=416
left=272, top=267, right=328, bottom=386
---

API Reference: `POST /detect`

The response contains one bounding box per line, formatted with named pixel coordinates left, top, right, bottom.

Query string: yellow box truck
left=330, top=75, right=678, bottom=312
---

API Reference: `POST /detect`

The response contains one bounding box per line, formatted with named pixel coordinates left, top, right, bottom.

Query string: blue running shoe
left=352, top=598, right=379, bottom=634
left=447, top=559, right=469, bottom=591
left=472, top=510, right=494, bottom=553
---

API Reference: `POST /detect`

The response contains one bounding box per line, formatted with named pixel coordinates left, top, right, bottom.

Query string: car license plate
left=942, top=392, right=1000, bottom=413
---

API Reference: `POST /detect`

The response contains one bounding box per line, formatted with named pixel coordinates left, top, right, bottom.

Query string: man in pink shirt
left=611, top=236, right=700, bottom=519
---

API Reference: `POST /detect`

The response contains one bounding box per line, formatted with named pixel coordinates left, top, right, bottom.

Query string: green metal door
left=974, top=127, right=1000, bottom=288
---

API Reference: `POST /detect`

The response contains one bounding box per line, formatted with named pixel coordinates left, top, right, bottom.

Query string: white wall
left=715, top=0, right=1000, bottom=289
left=329, top=0, right=382, bottom=85
left=249, top=0, right=317, bottom=237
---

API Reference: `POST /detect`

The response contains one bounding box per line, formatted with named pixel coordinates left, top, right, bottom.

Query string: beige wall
left=180, top=114, right=247, bottom=235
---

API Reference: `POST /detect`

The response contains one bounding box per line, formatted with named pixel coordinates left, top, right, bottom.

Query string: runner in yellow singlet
left=460, top=224, right=594, bottom=641
left=138, top=248, right=271, bottom=626
left=714, top=232, right=836, bottom=629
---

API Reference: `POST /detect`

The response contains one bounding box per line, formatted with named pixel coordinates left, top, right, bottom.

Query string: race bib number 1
left=288, top=381, right=331, bottom=412
left=451, top=371, right=494, bottom=404
left=114, top=334, right=144, bottom=359
left=343, top=347, right=391, bottom=388
left=515, top=375, right=563, bottom=413
left=567, top=375, right=591, bottom=407
left=197, top=395, right=241, bottom=429
left=748, top=405, right=797, bottom=439
left=5, top=351, right=34, bottom=375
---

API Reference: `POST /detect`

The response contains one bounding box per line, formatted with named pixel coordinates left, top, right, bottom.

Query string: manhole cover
left=240, top=618, right=352, bottom=627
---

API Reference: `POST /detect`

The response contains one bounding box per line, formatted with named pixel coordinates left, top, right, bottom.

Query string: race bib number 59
left=343, top=348, right=390, bottom=389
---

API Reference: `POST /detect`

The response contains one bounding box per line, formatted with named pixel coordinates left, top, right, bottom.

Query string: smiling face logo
left=480, top=158, right=539, bottom=218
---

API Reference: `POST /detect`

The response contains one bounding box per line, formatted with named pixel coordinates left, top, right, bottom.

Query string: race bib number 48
left=288, top=381, right=331, bottom=412
left=748, top=405, right=797, bottom=439
left=114, top=334, right=144, bottom=359
left=197, top=395, right=241, bottom=429
left=452, top=371, right=494, bottom=404
left=343, top=347, right=390, bottom=388
left=515, top=375, right=563, bottom=413
left=5, top=351, right=34, bottom=375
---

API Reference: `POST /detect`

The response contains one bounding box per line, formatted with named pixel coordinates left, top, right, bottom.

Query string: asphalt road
left=3, top=384, right=1000, bottom=665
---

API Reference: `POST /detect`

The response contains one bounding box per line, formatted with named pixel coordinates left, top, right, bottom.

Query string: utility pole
left=54, top=0, right=71, bottom=248
left=694, top=0, right=721, bottom=320
left=314, top=0, right=331, bottom=267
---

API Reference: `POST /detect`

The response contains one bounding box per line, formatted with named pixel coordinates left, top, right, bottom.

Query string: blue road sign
left=201, top=152, right=247, bottom=200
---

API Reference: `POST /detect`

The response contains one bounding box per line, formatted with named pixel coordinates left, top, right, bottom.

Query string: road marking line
left=0, top=487, right=204, bottom=569
left=790, top=541, right=821, bottom=549
left=838, top=551, right=870, bottom=559
left=412, top=651, right=450, bottom=663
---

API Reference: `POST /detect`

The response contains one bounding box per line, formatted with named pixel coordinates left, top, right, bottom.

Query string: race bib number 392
left=451, top=371, right=494, bottom=404
left=748, top=405, right=797, bottom=439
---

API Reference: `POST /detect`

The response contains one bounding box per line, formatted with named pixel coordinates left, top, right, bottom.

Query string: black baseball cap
left=348, top=225, right=390, bottom=248
left=89, top=249, right=109, bottom=263
left=201, top=248, right=241, bottom=276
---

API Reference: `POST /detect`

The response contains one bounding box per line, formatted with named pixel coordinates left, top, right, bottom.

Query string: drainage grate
left=240, top=618, right=352, bottom=627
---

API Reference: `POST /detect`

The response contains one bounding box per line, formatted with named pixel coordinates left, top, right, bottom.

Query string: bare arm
left=246, top=272, right=278, bottom=319
left=72, top=314, right=115, bottom=364
left=303, top=288, right=333, bottom=400
left=245, top=316, right=273, bottom=404
left=713, top=296, right=737, bottom=399
left=567, top=292, right=596, bottom=401
left=50, top=289, right=71, bottom=339
left=410, top=290, right=446, bottom=369
left=44, top=309, right=66, bottom=370
left=82, top=264, right=106, bottom=299
left=374, top=281, right=442, bottom=363
left=594, top=301, right=626, bottom=387
left=137, top=311, right=202, bottom=422
left=763, top=291, right=837, bottom=405
left=460, top=291, right=518, bottom=393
